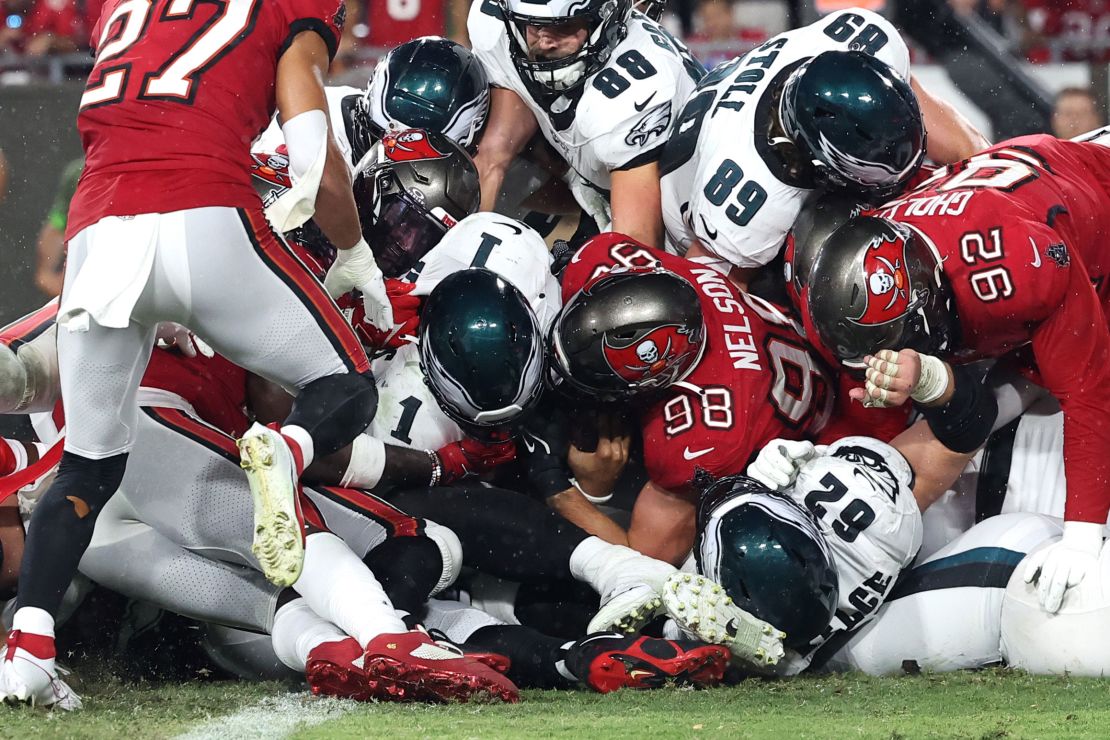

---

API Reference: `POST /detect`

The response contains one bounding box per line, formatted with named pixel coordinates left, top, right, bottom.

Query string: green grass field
left=4, top=670, right=1110, bottom=739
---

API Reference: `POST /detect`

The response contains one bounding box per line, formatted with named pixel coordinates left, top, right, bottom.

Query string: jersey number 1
left=81, top=0, right=259, bottom=110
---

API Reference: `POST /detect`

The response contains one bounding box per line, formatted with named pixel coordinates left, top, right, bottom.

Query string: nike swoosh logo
left=634, top=92, right=657, bottom=112
left=699, top=215, right=718, bottom=241
left=495, top=220, right=523, bottom=235
left=1030, top=236, right=1041, bottom=267
left=522, top=436, right=536, bottom=454
left=683, top=446, right=715, bottom=460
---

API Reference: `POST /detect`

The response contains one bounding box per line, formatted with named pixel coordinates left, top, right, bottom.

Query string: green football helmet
left=780, top=50, right=925, bottom=201
left=697, top=475, right=839, bottom=650
left=420, top=268, right=545, bottom=437
left=365, top=37, right=490, bottom=151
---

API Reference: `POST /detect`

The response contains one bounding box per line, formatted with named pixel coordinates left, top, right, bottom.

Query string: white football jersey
left=369, top=213, right=562, bottom=450
left=403, top=212, right=562, bottom=332
left=660, top=9, right=910, bottom=269
left=780, top=436, right=922, bottom=674
left=468, top=5, right=703, bottom=228
left=253, top=85, right=363, bottom=173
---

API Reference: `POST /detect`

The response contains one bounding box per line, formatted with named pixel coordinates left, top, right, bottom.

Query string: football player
left=806, top=132, right=1110, bottom=613
left=675, top=438, right=922, bottom=674
left=4, top=0, right=396, bottom=704
left=660, top=9, right=988, bottom=285
left=467, top=0, right=705, bottom=247
left=548, top=232, right=839, bottom=565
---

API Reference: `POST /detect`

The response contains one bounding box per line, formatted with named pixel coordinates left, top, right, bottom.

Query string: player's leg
left=3, top=250, right=156, bottom=705
left=829, top=513, right=1061, bottom=675
left=424, top=599, right=729, bottom=692
left=391, top=485, right=680, bottom=632
left=162, top=206, right=377, bottom=587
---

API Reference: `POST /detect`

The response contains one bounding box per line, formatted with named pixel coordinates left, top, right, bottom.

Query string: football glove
left=323, top=239, right=393, bottom=330
left=436, top=436, right=517, bottom=484
left=340, top=279, right=420, bottom=350
left=155, top=322, right=213, bottom=359
left=746, top=439, right=823, bottom=491
left=1023, top=520, right=1104, bottom=613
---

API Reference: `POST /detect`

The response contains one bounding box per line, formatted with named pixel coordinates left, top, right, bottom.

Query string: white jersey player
left=660, top=8, right=986, bottom=279
left=370, top=212, right=561, bottom=452
left=830, top=512, right=1110, bottom=677
left=468, top=0, right=703, bottom=243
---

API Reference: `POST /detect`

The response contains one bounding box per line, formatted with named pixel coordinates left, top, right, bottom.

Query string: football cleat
left=239, top=422, right=305, bottom=587
left=586, top=549, right=676, bottom=634
left=425, top=629, right=512, bottom=675
left=0, top=630, right=81, bottom=710
left=305, top=637, right=381, bottom=702
left=566, top=633, right=730, bottom=693
left=362, top=630, right=519, bottom=703
left=662, top=573, right=787, bottom=667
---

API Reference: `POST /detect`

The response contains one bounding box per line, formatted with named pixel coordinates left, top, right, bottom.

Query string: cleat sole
left=240, top=434, right=304, bottom=587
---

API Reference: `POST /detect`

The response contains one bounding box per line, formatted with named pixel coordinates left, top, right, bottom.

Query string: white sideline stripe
left=175, top=693, right=356, bottom=740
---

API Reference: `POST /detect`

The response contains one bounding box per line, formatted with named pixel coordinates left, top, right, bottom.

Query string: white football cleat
left=662, top=573, right=786, bottom=667
left=585, top=549, right=676, bottom=634
left=238, top=422, right=305, bottom=587
left=1, top=631, right=81, bottom=710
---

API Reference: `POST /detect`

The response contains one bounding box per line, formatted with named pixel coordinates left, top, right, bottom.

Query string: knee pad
left=424, top=520, right=463, bottom=596
left=1001, top=537, right=1110, bottom=676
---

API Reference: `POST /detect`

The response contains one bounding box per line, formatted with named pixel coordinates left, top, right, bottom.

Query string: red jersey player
left=806, top=132, right=1110, bottom=615
left=550, top=233, right=836, bottom=564
left=1, top=0, right=399, bottom=709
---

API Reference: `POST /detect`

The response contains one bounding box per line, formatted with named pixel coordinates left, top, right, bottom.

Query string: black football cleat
left=565, top=632, right=730, bottom=693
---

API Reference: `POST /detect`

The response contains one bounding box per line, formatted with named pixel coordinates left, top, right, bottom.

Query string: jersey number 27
left=81, top=0, right=258, bottom=110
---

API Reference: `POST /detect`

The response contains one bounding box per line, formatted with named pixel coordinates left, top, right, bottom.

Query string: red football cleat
left=362, top=630, right=520, bottom=703
left=566, top=633, right=730, bottom=693
left=305, top=637, right=380, bottom=702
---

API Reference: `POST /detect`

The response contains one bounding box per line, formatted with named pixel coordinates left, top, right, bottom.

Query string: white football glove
left=1022, top=520, right=1104, bottom=613
left=323, top=239, right=394, bottom=331
left=746, top=439, right=824, bottom=491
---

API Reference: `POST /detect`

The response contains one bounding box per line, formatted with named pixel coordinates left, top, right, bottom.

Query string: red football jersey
left=67, top=0, right=346, bottom=240
left=367, top=0, right=446, bottom=47
left=874, top=134, right=1110, bottom=523
left=562, top=234, right=834, bottom=493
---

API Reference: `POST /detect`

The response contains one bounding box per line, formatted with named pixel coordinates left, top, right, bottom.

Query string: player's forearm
left=912, top=76, right=990, bottom=164
left=304, top=435, right=433, bottom=492
left=312, top=136, right=362, bottom=249
left=610, top=162, right=664, bottom=249
left=891, top=419, right=976, bottom=512
left=474, top=87, right=537, bottom=211
left=547, top=488, right=631, bottom=547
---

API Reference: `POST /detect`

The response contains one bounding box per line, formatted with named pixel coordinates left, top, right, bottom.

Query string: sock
left=11, top=606, right=54, bottom=638
left=468, top=625, right=576, bottom=690
left=270, top=598, right=345, bottom=673
left=279, top=424, right=314, bottom=470
left=568, top=536, right=611, bottom=586
left=293, top=532, right=407, bottom=645
left=362, top=536, right=442, bottom=616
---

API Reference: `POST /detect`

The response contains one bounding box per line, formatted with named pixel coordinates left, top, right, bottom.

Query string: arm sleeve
left=1031, top=257, right=1110, bottom=524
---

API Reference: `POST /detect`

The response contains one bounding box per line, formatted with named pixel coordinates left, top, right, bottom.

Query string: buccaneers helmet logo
left=602, top=325, right=698, bottom=388
left=853, top=228, right=915, bottom=326
left=250, top=149, right=292, bottom=189
left=382, top=129, right=446, bottom=163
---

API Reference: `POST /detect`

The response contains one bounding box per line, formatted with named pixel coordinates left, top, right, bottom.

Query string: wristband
left=571, top=477, right=613, bottom=505
left=339, top=434, right=386, bottom=489
left=911, top=354, right=950, bottom=404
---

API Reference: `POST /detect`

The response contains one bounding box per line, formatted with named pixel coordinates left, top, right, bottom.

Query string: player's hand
left=436, top=435, right=517, bottom=484
left=568, top=412, right=631, bottom=503
left=746, top=439, right=822, bottom=491
left=848, top=349, right=922, bottom=408
left=324, top=239, right=394, bottom=330
left=343, top=280, right=420, bottom=350
left=155, top=322, right=214, bottom=359
left=1022, top=521, right=1104, bottom=613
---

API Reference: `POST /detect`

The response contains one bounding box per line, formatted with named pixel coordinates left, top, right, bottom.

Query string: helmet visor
left=360, top=189, right=450, bottom=278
